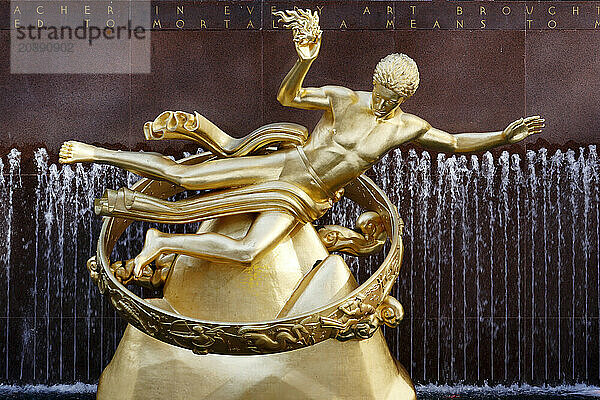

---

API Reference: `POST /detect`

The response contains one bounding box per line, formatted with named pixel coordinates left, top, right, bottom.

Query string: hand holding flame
left=274, top=9, right=322, bottom=61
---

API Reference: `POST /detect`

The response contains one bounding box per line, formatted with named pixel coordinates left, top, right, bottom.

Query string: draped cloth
left=94, top=111, right=335, bottom=224
left=94, top=182, right=333, bottom=224
left=143, top=110, right=309, bottom=158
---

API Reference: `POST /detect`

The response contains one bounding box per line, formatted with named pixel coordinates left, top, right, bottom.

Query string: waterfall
left=0, top=155, right=7, bottom=381
left=1, top=150, right=21, bottom=381
left=0, top=146, right=599, bottom=386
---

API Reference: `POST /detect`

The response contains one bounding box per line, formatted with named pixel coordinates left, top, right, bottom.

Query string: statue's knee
left=174, top=169, right=207, bottom=190
left=161, top=165, right=192, bottom=187
left=235, top=241, right=263, bottom=264
left=174, top=175, right=188, bottom=188
left=173, top=173, right=195, bottom=189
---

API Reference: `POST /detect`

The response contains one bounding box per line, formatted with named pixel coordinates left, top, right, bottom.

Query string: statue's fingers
left=526, top=123, right=544, bottom=130
left=525, top=118, right=544, bottom=127
left=527, top=123, right=545, bottom=131
left=525, top=116, right=544, bottom=123
left=529, top=127, right=543, bottom=135
left=526, top=121, right=544, bottom=128
left=524, top=115, right=541, bottom=123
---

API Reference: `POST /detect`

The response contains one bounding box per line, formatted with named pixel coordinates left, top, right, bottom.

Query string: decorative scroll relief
left=320, top=295, right=404, bottom=342
left=90, top=171, right=405, bottom=355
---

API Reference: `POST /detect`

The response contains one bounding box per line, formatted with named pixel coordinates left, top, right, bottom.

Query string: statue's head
left=372, top=53, right=419, bottom=118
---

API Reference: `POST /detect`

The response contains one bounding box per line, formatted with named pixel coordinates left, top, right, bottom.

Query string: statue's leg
left=59, top=141, right=283, bottom=190
left=132, top=211, right=297, bottom=276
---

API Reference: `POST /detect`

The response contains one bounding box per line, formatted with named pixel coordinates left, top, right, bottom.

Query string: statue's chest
left=334, top=121, right=396, bottom=164
left=332, top=108, right=379, bottom=148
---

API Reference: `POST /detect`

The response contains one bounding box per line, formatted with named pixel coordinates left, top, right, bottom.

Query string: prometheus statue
left=60, top=9, right=543, bottom=400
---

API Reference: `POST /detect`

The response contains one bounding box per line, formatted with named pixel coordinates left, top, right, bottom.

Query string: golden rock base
left=98, top=323, right=415, bottom=400
left=97, top=216, right=415, bottom=399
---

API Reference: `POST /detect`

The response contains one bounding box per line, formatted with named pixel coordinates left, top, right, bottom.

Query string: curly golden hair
left=373, top=53, right=420, bottom=99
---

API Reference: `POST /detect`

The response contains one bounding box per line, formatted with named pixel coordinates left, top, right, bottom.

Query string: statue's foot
left=58, top=141, right=97, bottom=164
left=133, top=228, right=163, bottom=277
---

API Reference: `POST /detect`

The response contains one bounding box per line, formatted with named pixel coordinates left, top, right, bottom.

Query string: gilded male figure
left=59, top=10, right=544, bottom=277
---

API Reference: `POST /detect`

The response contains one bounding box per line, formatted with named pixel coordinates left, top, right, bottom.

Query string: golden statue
left=59, top=9, right=543, bottom=400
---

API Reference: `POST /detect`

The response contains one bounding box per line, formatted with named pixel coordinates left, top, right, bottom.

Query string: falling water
left=471, top=155, right=482, bottom=382
left=566, top=150, right=577, bottom=382
left=446, top=155, right=457, bottom=381
left=459, top=156, right=472, bottom=381
left=0, top=156, right=6, bottom=380
left=539, top=148, right=549, bottom=382
left=417, top=152, right=431, bottom=382
left=551, top=150, right=564, bottom=380
left=581, top=149, right=591, bottom=381
left=1, top=150, right=21, bottom=381
left=435, top=153, right=445, bottom=382
left=369, top=146, right=599, bottom=385
left=1, top=146, right=600, bottom=386
left=482, top=151, right=496, bottom=382
left=407, top=149, right=418, bottom=375
left=500, top=151, right=510, bottom=382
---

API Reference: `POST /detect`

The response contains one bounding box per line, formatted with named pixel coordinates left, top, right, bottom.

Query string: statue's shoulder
left=321, top=86, right=360, bottom=104
left=398, top=112, right=431, bottom=135
left=318, top=86, right=361, bottom=116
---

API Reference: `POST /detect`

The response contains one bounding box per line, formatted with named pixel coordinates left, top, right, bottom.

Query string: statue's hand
left=502, top=116, right=545, bottom=144
left=294, top=35, right=321, bottom=61
left=273, top=9, right=322, bottom=61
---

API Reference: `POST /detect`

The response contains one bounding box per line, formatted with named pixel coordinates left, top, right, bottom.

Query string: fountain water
left=0, top=146, right=598, bottom=386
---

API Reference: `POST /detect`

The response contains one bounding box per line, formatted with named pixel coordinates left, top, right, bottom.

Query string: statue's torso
left=303, top=90, right=422, bottom=192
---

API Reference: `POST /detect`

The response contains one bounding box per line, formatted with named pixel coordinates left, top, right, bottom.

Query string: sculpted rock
left=97, top=217, right=416, bottom=400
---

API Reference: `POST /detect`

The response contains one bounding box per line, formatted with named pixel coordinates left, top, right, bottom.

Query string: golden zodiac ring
left=87, top=153, right=405, bottom=355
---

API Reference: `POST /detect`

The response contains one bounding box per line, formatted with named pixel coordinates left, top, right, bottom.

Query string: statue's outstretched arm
left=414, top=115, right=545, bottom=153
left=275, top=9, right=330, bottom=111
